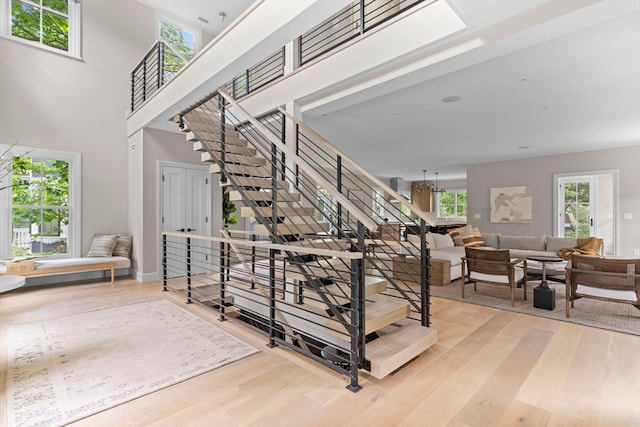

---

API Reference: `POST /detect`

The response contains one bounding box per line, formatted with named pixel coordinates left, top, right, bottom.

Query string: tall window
left=437, top=190, right=467, bottom=219
left=0, top=147, right=80, bottom=259
left=158, top=18, right=198, bottom=81
left=1, top=0, right=81, bottom=57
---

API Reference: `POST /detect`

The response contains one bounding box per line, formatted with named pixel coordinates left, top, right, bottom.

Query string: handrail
left=217, top=88, right=377, bottom=231
left=162, top=231, right=363, bottom=259
left=278, top=107, right=435, bottom=226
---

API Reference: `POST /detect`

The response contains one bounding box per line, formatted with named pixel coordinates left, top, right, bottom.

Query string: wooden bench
left=1, top=257, right=131, bottom=284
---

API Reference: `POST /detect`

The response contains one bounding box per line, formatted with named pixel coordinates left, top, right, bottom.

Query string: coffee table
left=0, top=275, right=26, bottom=293
left=527, top=255, right=563, bottom=310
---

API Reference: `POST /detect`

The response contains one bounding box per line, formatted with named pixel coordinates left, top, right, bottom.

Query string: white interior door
left=555, top=172, right=616, bottom=255
left=161, top=164, right=211, bottom=277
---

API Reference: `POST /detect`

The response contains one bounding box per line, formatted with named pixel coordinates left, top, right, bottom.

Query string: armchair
left=461, top=247, right=527, bottom=307
left=565, top=255, right=640, bottom=318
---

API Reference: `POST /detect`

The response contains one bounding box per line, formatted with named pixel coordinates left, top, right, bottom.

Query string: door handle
left=177, top=228, right=185, bottom=232
left=186, top=228, right=197, bottom=232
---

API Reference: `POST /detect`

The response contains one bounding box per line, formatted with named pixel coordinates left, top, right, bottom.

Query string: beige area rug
left=431, top=280, right=640, bottom=336
left=5, top=299, right=259, bottom=427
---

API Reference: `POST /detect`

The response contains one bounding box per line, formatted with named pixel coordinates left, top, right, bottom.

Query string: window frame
left=157, top=14, right=200, bottom=59
left=436, top=188, right=467, bottom=220
left=0, top=0, right=82, bottom=59
left=0, top=146, right=81, bottom=260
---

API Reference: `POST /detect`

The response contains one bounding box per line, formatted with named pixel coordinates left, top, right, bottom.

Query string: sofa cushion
left=87, top=234, right=118, bottom=257
left=546, top=236, right=578, bottom=253
left=482, top=232, right=500, bottom=248
left=430, top=246, right=465, bottom=266
left=406, top=232, right=436, bottom=249
left=433, top=233, right=455, bottom=249
left=499, top=235, right=545, bottom=251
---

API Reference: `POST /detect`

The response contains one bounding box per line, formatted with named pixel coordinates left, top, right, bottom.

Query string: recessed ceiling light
left=441, top=95, right=461, bottom=103
left=518, top=145, right=530, bottom=150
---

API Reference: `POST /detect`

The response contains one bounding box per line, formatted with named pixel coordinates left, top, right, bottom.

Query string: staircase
left=168, top=89, right=437, bottom=390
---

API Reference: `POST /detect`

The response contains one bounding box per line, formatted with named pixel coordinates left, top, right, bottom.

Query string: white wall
left=0, top=0, right=155, bottom=255
left=466, top=145, right=640, bottom=257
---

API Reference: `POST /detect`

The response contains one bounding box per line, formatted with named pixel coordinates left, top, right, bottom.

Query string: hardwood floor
left=1, top=277, right=639, bottom=427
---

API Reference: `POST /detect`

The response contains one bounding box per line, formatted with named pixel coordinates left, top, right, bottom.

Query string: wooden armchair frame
left=461, top=247, right=527, bottom=307
left=566, top=254, right=640, bottom=318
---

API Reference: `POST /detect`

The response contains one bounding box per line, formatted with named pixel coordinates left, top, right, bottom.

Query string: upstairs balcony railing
left=129, top=0, right=427, bottom=112
left=130, top=40, right=188, bottom=112
left=300, top=0, right=425, bottom=65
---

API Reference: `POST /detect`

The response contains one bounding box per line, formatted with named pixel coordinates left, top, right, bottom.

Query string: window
left=437, top=189, right=467, bottom=219
left=316, top=186, right=332, bottom=222
left=1, top=0, right=81, bottom=57
left=158, top=17, right=198, bottom=82
left=0, top=146, right=80, bottom=259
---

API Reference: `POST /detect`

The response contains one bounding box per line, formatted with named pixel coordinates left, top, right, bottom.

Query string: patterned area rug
left=5, top=299, right=259, bottom=427
left=431, top=280, right=640, bottom=336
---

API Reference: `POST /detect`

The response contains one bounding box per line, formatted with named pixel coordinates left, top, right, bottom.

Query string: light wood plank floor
left=1, top=278, right=639, bottom=427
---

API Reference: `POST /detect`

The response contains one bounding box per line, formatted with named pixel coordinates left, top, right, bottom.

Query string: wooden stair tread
left=227, top=177, right=289, bottom=190
left=253, top=222, right=329, bottom=236
left=229, top=190, right=301, bottom=202
left=240, top=206, right=311, bottom=217
left=201, top=152, right=266, bottom=167
left=325, top=294, right=410, bottom=337
left=184, top=130, right=246, bottom=146
left=295, top=276, right=388, bottom=310
left=210, top=164, right=271, bottom=177
left=365, top=319, right=437, bottom=379
left=193, top=140, right=257, bottom=156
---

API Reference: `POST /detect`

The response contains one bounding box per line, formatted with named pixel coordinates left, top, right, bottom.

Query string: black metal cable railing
left=162, top=231, right=367, bottom=391
left=172, top=85, right=435, bottom=389
left=130, top=40, right=188, bottom=111
left=300, top=0, right=426, bottom=65
left=130, top=1, right=428, bottom=112
left=223, top=48, right=285, bottom=100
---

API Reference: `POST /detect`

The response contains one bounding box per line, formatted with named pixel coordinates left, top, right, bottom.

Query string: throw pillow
left=460, top=227, right=485, bottom=247
left=448, top=225, right=471, bottom=246
left=87, top=234, right=118, bottom=257
left=113, top=235, right=133, bottom=257
left=433, top=232, right=455, bottom=249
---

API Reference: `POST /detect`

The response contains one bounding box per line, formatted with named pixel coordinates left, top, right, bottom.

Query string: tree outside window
left=159, top=20, right=196, bottom=79
left=437, top=190, right=467, bottom=219
left=11, top=156, right=70, bottom=257
left=4, top=0, right=80, bottom=56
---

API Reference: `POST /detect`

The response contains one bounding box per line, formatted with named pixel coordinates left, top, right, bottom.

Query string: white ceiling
left=139, top=0, right=640, bottom=182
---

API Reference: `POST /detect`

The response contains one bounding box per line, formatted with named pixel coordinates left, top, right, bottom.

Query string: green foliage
left=11, top=156, right=69, bottom=230
left=438, top=190, right=467, bottom=219
left=11, top=0, right=69, bottom=52
left=563, top=182, right=591, bottom=238
left=223, top=190, right=237, bottom=226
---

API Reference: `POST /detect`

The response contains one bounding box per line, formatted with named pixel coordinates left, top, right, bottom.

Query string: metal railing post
left=420, top=218, right=429, bottom=326
left=162, top=233, right=167, bottom=291
left=186, top=236, right=192, bottom=304
left=347, top=220, right=365, bottom=392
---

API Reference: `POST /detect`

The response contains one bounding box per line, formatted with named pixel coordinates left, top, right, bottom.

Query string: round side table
left=0, top=275, right=26, bottom=293
left=526, top=256, right=563, bottom=310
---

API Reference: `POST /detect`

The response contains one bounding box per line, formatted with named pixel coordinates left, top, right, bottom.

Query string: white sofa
left=406, top=230, right=601, bottom=284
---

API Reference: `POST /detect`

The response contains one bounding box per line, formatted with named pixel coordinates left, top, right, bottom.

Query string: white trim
left=0, top=0, right=82, bottom=59
left=157, top=13, right=201, bottom=55
left=156, top=160, right=210, bottom=280
left=0, top=146, right=81, bottom=259
left=553, top=169, right=618, bottom=256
